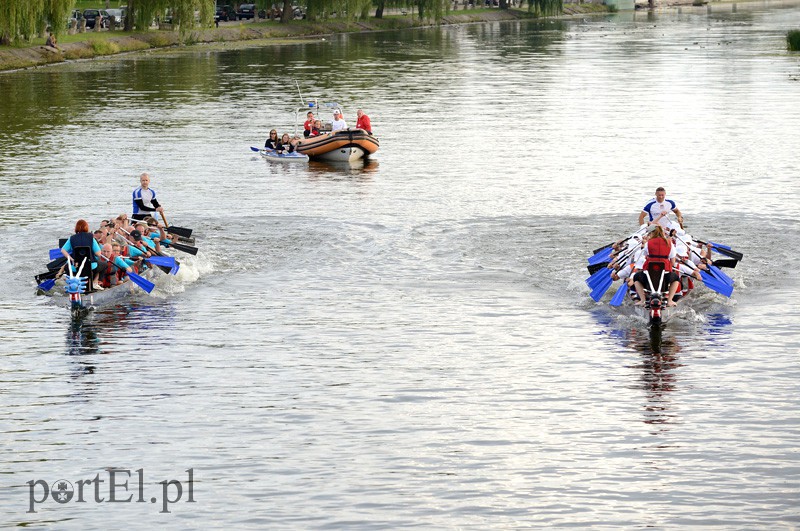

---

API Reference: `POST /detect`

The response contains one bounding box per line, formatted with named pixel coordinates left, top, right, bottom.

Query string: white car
left=106, top=8, right=126, bottom=28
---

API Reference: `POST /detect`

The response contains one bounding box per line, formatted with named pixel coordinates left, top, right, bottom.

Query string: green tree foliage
left=1, top=0, right=69, bottom=44
left=788, top=29, right=800, bottom=51
left=528, top=0, right=562, bottom=17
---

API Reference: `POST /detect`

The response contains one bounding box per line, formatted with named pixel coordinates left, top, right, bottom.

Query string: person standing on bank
left=132, top=172, right=164, bottom=222
left=355, top=109, right=372, bottom=134
left=638, top=186, right=684, bottom=229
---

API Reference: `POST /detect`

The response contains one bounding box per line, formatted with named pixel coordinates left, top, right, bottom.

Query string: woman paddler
left=632, top=224, right=681, bottom=307
left=60, top=219, right=107, bottom=291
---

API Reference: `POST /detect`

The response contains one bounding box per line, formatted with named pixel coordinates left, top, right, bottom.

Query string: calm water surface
left=1, top=3, right=799, bottom=527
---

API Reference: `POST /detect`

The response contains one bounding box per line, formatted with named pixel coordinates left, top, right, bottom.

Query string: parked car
left=68, top=9, right=83, bottom=25
left=216, top=4, right=236, bottom=21
left=83, top=9, right=111, bottom=29
left=106, top=8, right=126, bottom=28
left=237, top=3, right=256, bottom=19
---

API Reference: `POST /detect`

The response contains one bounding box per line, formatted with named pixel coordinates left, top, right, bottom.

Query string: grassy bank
left=0, top=5, right=608, bottom=72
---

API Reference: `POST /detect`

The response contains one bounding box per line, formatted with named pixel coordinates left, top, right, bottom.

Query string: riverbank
left=0, top=6, right=609, bottom=72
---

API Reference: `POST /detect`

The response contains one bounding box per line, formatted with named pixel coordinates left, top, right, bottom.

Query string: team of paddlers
left=588, top=186, right=740, bottom=307
left=45, top=173, right=186, bottom=293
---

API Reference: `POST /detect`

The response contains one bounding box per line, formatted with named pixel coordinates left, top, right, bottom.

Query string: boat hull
left=296, top=129, right=379, bottom=162
left=260, top=149, right=309, bottom=162
left=47, top=269, right=158, bottom=311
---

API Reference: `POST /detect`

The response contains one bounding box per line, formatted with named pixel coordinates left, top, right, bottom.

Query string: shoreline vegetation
left=0, top=6, right=609, bottom=72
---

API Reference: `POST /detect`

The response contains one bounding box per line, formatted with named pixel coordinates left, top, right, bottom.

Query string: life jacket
left=643, top=237, right=672, bottom=273
left=68, top=233, right=97, bottom=270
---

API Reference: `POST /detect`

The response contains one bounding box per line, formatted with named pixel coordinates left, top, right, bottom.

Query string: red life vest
left=643, top=237, right=673, bottom=273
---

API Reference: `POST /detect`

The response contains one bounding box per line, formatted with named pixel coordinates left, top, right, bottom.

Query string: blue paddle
left=128, top=271, right=155, bottom=293
left=146, top=255, right=176, bottom=269
left=38, top=278, right=57, bottom=291
left=588, top=247, right=613, bottom=266
left=250, top=146, right=261, bottom=152
left=586, top=266, right=610, bottom=285
left=698, top=270, right=733, bottom=297
left=49, top=248, right=62, bottom=260
left=609, top=282, right=628, bottom=306
left=696, top=240, right=744, bottom=261
left=590, top=274, right=615, bottom=302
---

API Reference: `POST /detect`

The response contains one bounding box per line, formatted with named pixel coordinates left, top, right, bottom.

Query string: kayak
left=250, top=146, right=309, bottom=162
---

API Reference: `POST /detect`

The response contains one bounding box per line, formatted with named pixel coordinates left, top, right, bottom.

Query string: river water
left=1, top=3, right=800, bottom=527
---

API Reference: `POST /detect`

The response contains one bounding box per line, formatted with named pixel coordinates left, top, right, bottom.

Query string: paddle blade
left=709, top=265, right=734, bottom=286
left=712, top=246, right=744, bottom=261
left=591, top=243, right=613, bottom=255
left=169, top=264, right=180, bottom=275
left=47, top=256, right=67, bottom=271
left=712, top=259, right=738, bottom=269
left=167, top=225, right=192, bottom=238
left=169, top=242, right=198, bottom=255
left=586, top=268, right=611, bottom=287
left=700, top=271, right=733, bottom=298
left=609, top=282, right=628, bottom=307
left=587, top=261, right=610, bottom=275
left=49, top=248, right=62, bottom=260
left=588, top=247, right=613, bottom=266
left=590, top=275, right=614, bottom=302
left=251, top=146, right=261, bottom=152
left=38, top=278, right=56, bottom=291
left=146, top=255, right=176, bottom=268
left=128, top=272, right=155, bottom=293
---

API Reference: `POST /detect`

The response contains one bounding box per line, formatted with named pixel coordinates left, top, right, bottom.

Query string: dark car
left=83, top=9, right=111, bottom=29
left=237, top=3, right=256, bottom=19
left=216, top=4, right=236, bottom=21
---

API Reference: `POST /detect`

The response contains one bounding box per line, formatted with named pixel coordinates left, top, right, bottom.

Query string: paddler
left=60, top=219, right=108, bottom=291
left=632, top=224, right=682, bottom=307
left=97, top=243, right=135, bottom=287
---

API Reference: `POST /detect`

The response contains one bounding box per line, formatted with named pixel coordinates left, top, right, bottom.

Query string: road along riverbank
left=0, top=6, right=608, bottom=72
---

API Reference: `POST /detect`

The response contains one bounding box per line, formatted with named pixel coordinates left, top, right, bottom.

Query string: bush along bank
left=0, top=6, right=609, bottom=72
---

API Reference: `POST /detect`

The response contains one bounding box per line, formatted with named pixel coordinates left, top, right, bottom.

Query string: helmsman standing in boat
left=132, top=172, right=164, bottom=221
left=638, top=186, right=684, bottom=230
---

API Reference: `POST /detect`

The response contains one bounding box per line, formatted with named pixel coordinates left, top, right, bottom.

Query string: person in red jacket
left=632, top=224, right=681, bottom=307
left=356, top=109, right=372, bottom=134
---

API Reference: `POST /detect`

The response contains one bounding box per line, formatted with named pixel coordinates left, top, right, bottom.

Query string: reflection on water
left=307, top=158, right=379, bottom=178
left=591, top=306, right=733, bottom=430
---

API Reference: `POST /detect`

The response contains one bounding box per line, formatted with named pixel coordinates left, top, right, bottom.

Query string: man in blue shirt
left=132, top=173, right=164, bottom=221
left=638, top=186, right=684, bottom=229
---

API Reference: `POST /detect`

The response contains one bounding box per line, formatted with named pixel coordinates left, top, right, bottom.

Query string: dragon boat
left=586, top=225, right=742, bottom=328
left=36, top=225, right=197, bottom=316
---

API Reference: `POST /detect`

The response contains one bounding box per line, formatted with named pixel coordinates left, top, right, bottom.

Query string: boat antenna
left=296, top=80, right=305, bottom=107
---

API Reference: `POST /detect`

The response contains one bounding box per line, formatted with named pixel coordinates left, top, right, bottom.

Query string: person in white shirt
left=331, top=109, right=347, bottom=132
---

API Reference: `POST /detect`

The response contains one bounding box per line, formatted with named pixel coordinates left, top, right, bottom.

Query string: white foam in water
left=151, top=251, right=215, bottom=297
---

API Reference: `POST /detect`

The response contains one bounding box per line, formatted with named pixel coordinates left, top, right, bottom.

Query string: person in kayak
left=276, top=133, right=297, bottom=154
left=132, top=172, right=164, bottom=222
left=60, top=219, right=108, bottom=291
left=638, top=187, right=684, bottom=230
left=632, top=224, right=681, bottom=307
left=265, top=129, right=279, bottom=149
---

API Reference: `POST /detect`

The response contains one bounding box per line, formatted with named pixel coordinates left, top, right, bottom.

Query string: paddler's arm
left=672, top=207, right=684, bottom=228
left=61, top=239, right=73, bottom=262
